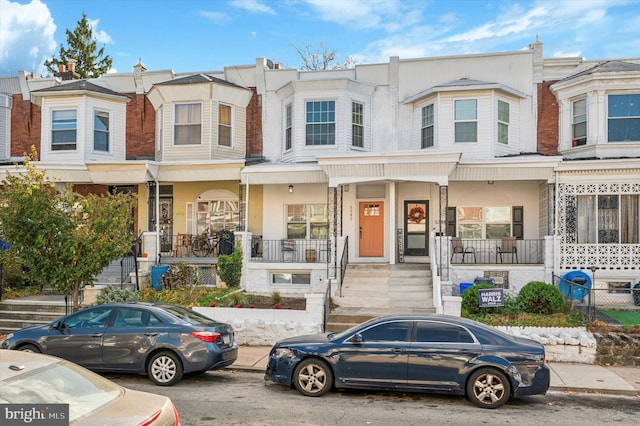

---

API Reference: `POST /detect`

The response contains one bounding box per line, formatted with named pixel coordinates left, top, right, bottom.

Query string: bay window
left=421, top=104, right=434, bottom=148
left=498, top=100, right=509, bottom=144
left=94, top=110, right=109, bottom=152
left=352, top=101, right=364, bottom=148
left=174, top=103, right=201, bottom=145
left=218, top=104, right=232, bottom=147
left=52, top=109, right=77, bottom=151
left=572, top=98, right=587, bottom=146
left=608, top=94, right=640, bottom=142
left=454, top=99, right=477, bottom=142
left=306, top=101, right=335, bottom=145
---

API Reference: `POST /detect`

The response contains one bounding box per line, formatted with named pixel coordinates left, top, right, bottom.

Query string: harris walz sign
left=478, top=288, right=504, bottom=307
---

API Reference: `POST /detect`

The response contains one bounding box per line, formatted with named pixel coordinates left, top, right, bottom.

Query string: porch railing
left=251, top=239, right=329, bottom=263
left=450, top=238, right=544, bottom=265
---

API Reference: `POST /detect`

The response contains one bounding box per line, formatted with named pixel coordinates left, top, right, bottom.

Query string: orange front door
left=359, top=202, right=384, bottom=257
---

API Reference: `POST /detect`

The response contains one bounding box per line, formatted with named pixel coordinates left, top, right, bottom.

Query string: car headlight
left=274, top=347, right=294, bottom=359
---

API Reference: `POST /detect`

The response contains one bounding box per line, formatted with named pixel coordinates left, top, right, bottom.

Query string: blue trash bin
left=151, top=266, right=170, bottom=291
left=460, top=282, right=474, bottom=294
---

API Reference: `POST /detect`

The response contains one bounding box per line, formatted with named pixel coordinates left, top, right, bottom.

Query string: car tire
left=292, top=358, right=333, bottom=397
left=466, top=367, right=511, bottom=409
left=18, top=344, right=40, bottom=353
left=147, top=351, right=183, bottom=386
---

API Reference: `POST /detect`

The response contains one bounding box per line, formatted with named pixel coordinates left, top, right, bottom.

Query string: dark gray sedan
left=1, top=302, right=237, bottom=385
left=265, top=315, right=550, bottom=409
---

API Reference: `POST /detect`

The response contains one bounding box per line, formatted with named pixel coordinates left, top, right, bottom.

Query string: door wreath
left=408, top=206, right=425, bottom=223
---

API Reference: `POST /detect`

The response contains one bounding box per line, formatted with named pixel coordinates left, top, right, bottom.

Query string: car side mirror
left=51, top=320, right=63, bottom=330
left=349, top=333, right=363, bottom=344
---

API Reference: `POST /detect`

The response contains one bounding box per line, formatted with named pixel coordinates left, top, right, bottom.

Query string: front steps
left=328, top=263, right=436, bottom=332
left=0, top=296, right=69, bottom=334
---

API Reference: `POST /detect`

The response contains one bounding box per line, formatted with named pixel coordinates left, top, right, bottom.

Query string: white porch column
left=389, top=181, right=397, bottom=264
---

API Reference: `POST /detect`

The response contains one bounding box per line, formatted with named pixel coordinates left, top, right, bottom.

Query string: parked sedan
left=265, top=315, right=550, bottom=409
left=0, top=350, right=180, bottom=424
left=1, top=302, right=237, bottom=385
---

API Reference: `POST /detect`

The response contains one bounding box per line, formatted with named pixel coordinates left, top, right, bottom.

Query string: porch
left=449, top=238, right=545, bottom=264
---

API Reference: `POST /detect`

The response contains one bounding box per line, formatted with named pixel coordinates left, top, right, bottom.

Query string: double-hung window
left=608, top=94, right=640, bottom=142
left=174, top=103, right=201, bottom=145
left=306, top=101, right=335, bottom=145
left=498, top=100, right=509, bottom=144
left=456, top=206, right=512, bottom=239
left=454, top=99, right=477, bottom=142
left=52, top=109, right=77, bottom=151
left=94, top=110, right=109, bottom=152
left=285, top=104, right=292, bottom=150
left=572, top=98, right=587, bottom=146
left=421, top=104, right=434, bottom=148
left=352, top=101, right=364, bottom=148
left=286, top=204, right=328, bottom=239
left=218, top=104, right=232, bottom=147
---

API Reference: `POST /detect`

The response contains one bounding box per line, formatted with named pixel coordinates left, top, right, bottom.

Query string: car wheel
left=466, top=367, right=511, bottom=409
left=292, top=358, right=333, bottom=397
left=147, top=351, right=183, bottom=386
left=18, top=344, right=40, bottom=353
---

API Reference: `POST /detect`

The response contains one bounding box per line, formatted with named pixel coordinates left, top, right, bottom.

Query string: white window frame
left=421, top=103, right=434, bottom=148
left=607, top=93, right=640, bottom=142
left=572, top=98, right=587, bottom=146
left=456, top=206, right=512, bottom=239
left=352, top=101, right=364, bottom=148
left=454, top=99, right=477, bottom=143
left=285, top=104, right=292, bottom=150
left=51, top=109, right=77, bottom=151
left=270, top=272, right=312, bottom=286
left=286, top=204, right=329, bottom=240
left=173, top=102, right=201, bottom=146
left=218, top=103, right=232, bottom=147
left=497, top=100, right=509, bottom=144
left=305, top=100, right=335, bottom=145
left=93, top=110, right=109, bottom=152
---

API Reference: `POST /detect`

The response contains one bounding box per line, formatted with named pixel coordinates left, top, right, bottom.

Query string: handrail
left=430, top=230, right=443, bottom=313
left=339, top=236, right=349, bottom=297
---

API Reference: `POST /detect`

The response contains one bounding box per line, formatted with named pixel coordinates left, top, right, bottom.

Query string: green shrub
left=461, top=284, right=495, bottom=315
left=95, top=286, right=138, bottom=304
left=217, top=248, right=242, bottom=288
left=516, top=281, right=567, bottom=314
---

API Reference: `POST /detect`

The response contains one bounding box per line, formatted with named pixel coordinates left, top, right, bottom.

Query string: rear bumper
left=513, top=364, right=551, bottom=397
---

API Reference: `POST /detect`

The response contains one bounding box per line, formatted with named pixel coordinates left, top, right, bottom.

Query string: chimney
left=58, top=63, right=66, bottom=72
left=67, top=59, right=77, bottom=73
left=274, top=63, right=281, bottom=70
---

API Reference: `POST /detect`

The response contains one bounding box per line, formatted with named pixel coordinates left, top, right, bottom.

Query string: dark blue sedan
left=265, top=315, right=550, bottom=408
left=2, top=302, right=237, bottom=386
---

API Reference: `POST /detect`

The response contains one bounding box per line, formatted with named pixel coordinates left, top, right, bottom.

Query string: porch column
left=390, top=182, right=397, bottom=264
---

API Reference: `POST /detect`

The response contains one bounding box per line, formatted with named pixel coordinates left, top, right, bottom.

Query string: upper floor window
left=498, top=100, right=509, bottom=144
left=572, top=98, right=587, bottom=146
left=454, top=99, right=477, bottom=142
left=93, top=111, right=109, bottom=152
left=352, top=102, right=364, bottom=148
left=286, top=204, right=328, bottom=239
left=218, top=104, right=232, bottom=147
left=285, top=104, right=292, bottom=150
left=52, top=110, right=77, bottom=151
left=608, top=94, right=640, bottom=142
left=421, top=104, right=434, bottom=148
left=306, top=101, right=335, bottom=145
left=174, top=103, right=201, bottom=145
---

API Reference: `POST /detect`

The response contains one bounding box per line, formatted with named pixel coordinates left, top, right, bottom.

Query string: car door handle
left=392, top=348, right=405, bottom=353
left=144, top=332, right=158, bottom=336
left=90, top=334, right=103, bottom=338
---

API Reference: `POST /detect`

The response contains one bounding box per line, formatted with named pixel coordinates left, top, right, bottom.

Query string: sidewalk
left=230, top=345, right=640, bottom=397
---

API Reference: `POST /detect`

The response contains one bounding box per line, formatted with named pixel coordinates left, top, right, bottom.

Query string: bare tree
left=291, top=43, right=358, bottom=71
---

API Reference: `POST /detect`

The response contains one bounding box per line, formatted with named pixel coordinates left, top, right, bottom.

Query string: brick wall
left=537, top=81, right=559, bottom=156
left=125, top=94, right=156, bottom=159
left=245, top=87, right=263, bottom=158
left=595, top=333, right=640, bottom=367
left=10, top=94, right=41, bottom=158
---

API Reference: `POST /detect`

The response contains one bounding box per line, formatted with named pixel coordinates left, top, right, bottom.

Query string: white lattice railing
left=560, top=244, right=640, bottom=271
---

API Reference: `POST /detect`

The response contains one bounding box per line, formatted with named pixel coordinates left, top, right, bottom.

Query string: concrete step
left=0, top=297, right=69, bottom=334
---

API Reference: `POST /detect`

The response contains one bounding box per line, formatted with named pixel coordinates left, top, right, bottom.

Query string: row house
left=1, top=39, right=639, bottom=313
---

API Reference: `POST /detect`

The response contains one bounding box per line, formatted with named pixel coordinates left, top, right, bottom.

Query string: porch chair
left=496, top=236, right=518, bottom=263
left=451, top=237, right=476, bottom=263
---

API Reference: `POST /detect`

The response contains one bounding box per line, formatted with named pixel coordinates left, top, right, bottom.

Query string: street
left=107, top=370, right=640, bottom=425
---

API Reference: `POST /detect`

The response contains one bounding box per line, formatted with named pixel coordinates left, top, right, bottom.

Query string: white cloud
left=87, top=18, right=113, bottom=44
left=198, top=10, right=232, bottom=23
left=0, top=0, right=57, bottom=75
left=302, top=0, right=421, bottom=32
left=230, top=0, right=276, bottom=15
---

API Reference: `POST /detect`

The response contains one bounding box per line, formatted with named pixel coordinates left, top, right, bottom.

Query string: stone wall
left=594, top=333, right=640, bottom=367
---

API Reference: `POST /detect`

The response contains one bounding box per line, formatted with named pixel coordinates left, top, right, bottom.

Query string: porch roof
left=317, top=151, right=462, bottom=187
left=451, top=158, right=561, bottom=181
left=240, top=163, right=328, bottom=184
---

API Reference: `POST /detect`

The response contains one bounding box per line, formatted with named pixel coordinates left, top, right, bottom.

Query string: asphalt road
left=106, top=370, right=640, bottom=426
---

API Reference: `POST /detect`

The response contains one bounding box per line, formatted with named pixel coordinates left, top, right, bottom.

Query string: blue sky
left=1, top=0, right=639, bottom=76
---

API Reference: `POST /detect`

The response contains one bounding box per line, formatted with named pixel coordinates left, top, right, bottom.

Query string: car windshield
left=161, top=305, right=221, bottom=326
left=328, top=318, right=379, bottom=341
left=0, top=359, right=122, bottom=422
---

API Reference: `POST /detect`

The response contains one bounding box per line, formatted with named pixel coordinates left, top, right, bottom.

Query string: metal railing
left=338, top=236, right=349, bottom=297
left=251, top=239, right=329, bottom=263
left=553, top=273, right=594, bottom=323
left=450, top=238, right=544, bottom=264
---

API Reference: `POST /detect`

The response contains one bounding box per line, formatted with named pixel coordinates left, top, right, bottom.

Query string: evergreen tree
left=44, top=12, right=113, bottom=78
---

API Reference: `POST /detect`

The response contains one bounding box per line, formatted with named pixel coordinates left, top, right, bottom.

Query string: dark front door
left=404, top=201, right=428, bottom=256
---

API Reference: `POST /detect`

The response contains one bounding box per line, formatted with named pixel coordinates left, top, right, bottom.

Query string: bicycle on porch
left=191, top=230, right=234, bottom=257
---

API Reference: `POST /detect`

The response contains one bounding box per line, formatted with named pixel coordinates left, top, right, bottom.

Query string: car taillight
left=136, top=409, right=161, bottom=426
left=190, top=331, right=221, bottom=343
